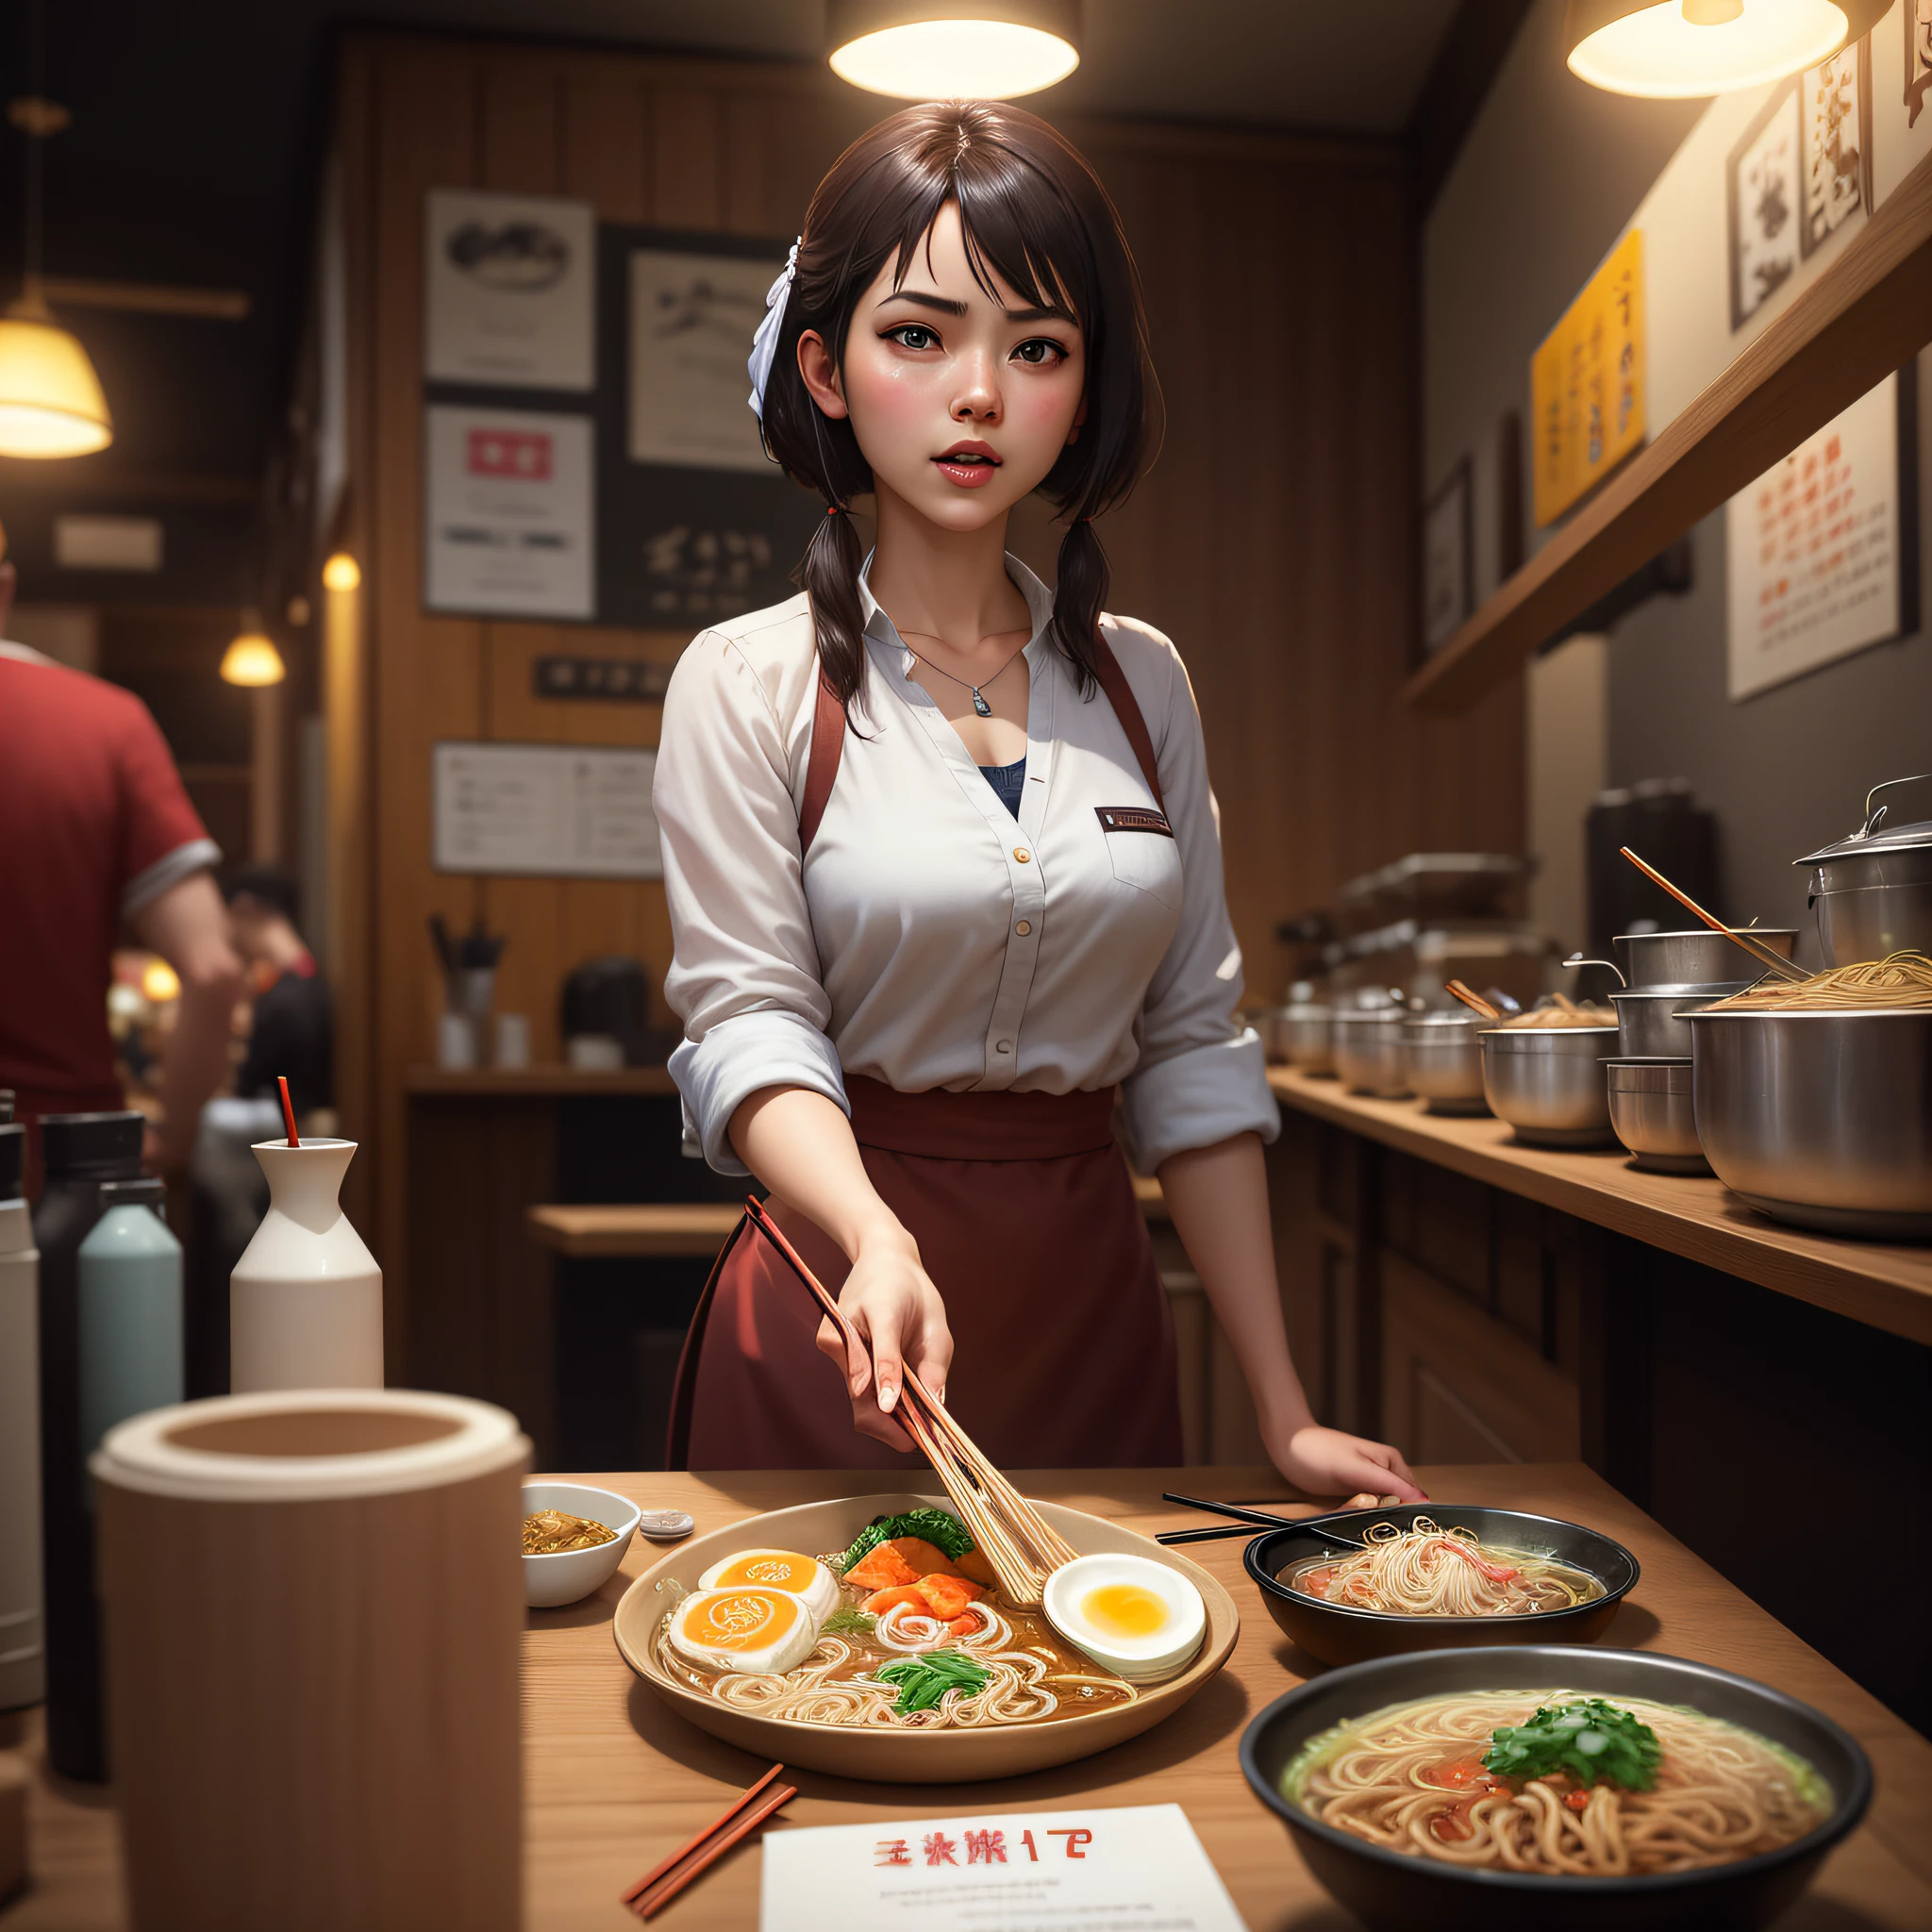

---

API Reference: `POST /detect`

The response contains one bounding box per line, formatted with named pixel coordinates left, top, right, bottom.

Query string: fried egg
left=698, top=1547, right=840, bottom=1624
left=667, top=1586, right=820, bottom=1675
left=1042, top=1553, right=1206, bottom=1683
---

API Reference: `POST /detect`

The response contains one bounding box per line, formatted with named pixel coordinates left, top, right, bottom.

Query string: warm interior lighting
left=321, top=551, right=361, bottom=591
left=1565, top=0, right=1885, bottom=98
left=221, top=628, right=286, bottom=687
left=140, top=958, right=180, bottom=1003
left=828, top=2, right=1079, bottom=100
left=0, top=288, right=112, bottom=458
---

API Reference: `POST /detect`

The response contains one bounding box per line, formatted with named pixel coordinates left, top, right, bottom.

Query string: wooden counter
left=13, top=1463, right=1932, bottom=1929
left=1268, top=1067, right=1932, bottom=1346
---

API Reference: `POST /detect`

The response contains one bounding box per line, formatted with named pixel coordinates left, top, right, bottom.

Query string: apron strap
left=1091, top=632, right=1165, bottom=814
left=796, top=627, right=1164, bottom=856
left=665, top=1207, right=752, bottom=1470
left=798, top=671, right=845, bottom=858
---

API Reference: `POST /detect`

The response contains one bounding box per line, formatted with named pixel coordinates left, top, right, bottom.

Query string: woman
left=657, top=100, right=1420, bottom=1502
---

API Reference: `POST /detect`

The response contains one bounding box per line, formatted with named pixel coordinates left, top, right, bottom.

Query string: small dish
left=1043, top=1551, right=1206, bottom=1683
left=523, top=1480, right=641, bottom=1608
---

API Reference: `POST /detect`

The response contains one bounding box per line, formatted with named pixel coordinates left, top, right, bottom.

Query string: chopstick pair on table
left=620, top=1763, right=796, bottom=1919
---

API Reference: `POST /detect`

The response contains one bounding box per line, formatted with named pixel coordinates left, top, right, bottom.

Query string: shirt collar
left=0, top=639, right=57, bottom=668
left=858, top=549, right=1056, bottom=669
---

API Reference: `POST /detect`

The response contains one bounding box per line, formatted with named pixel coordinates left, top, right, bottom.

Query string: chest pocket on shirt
left=1095, top=805, right=1183, bottom=909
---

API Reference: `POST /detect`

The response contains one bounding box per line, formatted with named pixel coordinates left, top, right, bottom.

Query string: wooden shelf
left=1406, top=143, right=1932, bottom=713
left=405, top=1063, right=679, bottom=1097
left=1268, top=1067, right=1932, bottom=1345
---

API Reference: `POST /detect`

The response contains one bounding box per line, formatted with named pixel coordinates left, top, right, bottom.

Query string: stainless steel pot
left=1399, top=1012, right=1488, bottom=1114
left=1610, top=984, right=1749, bottom=1058
left=1331, top=1009, right=1409, bottom=1097
left=1613, top=928, right=1798, bottom=987
left=1605, top=1058, right=1707, bottom=1174
left=1688, top=1008, right=1932, bottom=1238
left=1281, top=1006, right=1334, bottom=1075
left=1477, top=1026, right=1619, bottom=1146
left=1794, top=774, right=1932, bottom=966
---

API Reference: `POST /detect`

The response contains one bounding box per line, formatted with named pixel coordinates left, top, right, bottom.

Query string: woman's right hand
left=814, top=1223, right=954, bottom=1451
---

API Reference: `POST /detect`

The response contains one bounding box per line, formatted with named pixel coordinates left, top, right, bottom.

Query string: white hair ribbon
left=747, top=239, right=801, bottom=423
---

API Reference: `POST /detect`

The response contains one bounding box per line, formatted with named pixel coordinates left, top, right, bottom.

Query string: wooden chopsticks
left=742, top=1196, right=1077, bottom=1606
left=1619, top=846, right=1807, bottom=982
left=621, top=1762, right=796, bottom=1919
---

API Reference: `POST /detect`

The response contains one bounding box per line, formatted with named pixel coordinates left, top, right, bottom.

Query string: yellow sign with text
left=1530, top=228, right=1645, bottom=527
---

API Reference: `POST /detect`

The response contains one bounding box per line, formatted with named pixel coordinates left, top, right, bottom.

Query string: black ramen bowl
left=1244, top=1505, right=1639, bottom=1667
left=1240, top=1644, right=1872, bottom=1932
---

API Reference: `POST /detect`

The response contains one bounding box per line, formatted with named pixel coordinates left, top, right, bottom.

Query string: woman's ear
left=797, top=330, right=849, bottom=420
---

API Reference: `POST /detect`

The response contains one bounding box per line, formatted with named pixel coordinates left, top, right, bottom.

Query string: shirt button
left=995, top=1040, right=1011, bottom=1053
left=1014, top=920, right=1032, bottom=936
left=1013, top=847, right=1030, bottom=863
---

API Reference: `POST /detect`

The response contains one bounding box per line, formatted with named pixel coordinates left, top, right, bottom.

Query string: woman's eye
left=884, top=324, right=939, bottom=351
left=1012, top=337, right=1068, bottom=366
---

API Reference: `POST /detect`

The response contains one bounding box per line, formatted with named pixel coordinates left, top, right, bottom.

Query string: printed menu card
left=758, top=1802, right=1247, bottom=1929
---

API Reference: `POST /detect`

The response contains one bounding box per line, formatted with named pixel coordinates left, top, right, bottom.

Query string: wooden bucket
left=92, top=1389, right=528, bottom=1930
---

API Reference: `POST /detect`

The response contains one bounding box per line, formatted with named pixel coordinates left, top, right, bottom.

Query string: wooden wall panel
left=330, top=31, right=1526, bottom=1376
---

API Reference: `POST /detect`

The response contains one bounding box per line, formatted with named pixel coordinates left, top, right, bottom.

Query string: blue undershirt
left=978, top=755, right=1026, bottom=818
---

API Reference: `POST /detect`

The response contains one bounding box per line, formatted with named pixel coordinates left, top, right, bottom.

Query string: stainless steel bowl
left=1605, top=1058, right=1707, bottom=1174
left=1688, top=1008, right=1932, bottom=1238
left=1281, top=1005, right=1335, bottom=1076
left=1400, top=1013, right=1488, bottom=1114
left=1609, top=983, right=1749, bottom=1058
left=1614, top=928, right=1798, bottom=986
left=1810, top=873, right=1932, bottom=966
left=1478, top=1027, right=1619, bottom=1146
left=1332, top=1009, right=1409, bottom=1097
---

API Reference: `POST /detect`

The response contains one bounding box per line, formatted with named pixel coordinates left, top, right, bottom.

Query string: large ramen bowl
left=1244, top=1505, right=1638, bottom=1667
left=1240, top=1644, right=1872, bottom=1932
left=613, top=1491, right=1239, bottom=1782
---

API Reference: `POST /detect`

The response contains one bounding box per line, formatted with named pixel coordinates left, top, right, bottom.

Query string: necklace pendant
left=972, top=689, right=992, bottom=718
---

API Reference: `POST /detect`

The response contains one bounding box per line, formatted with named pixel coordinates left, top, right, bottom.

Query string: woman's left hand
left=1263, top=1420, right=1426, bottom=1504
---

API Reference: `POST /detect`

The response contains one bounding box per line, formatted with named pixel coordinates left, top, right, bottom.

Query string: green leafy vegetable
left=874, top=1652, right=991, bottom=1714
left=1483, top=1699, right=1662, bottom=1791
left=841, top=1509, right=975, bottom=1567
left=822, top=1607, right=876, bottom=1639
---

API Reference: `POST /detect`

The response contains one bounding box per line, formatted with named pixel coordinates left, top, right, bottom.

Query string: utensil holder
left=92, top=1389, right=528, bottom=1931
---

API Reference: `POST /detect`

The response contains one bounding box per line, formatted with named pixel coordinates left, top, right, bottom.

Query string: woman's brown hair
left=758, top=100, right=1157, bottom=709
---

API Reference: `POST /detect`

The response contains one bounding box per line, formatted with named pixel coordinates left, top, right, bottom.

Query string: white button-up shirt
left=655, top=554, right=1278, bottom=1175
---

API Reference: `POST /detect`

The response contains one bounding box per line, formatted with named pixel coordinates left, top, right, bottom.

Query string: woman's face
left=797, top=201, right=1087, bottom=532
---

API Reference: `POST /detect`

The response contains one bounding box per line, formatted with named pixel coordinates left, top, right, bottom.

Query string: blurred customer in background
left=0, top=557, right=243, bottom=1192
left=222, top=863, right=334, bottom=1124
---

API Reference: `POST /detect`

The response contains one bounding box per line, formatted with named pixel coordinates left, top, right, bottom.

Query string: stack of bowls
left=1604, top=929, right=1797, bottom=1174
left=1478, top=1020, right=1621, bottom=1146
left=1399, top=1009, right=1488, bottom=1115
left=1332, top=1003, right=1408, bottom=1098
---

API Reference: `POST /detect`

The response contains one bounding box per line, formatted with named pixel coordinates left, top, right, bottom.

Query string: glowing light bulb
left=322, top=552, right=361, bottom=591
left=1564, top=0, right=1882, bottom=99
left=827, top=2, right=1079, bottom=101
left=220, top=631, right=286, bottom=687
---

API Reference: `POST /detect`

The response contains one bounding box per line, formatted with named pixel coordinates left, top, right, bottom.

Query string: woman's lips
left=932, top=449, right=1001, bottom=489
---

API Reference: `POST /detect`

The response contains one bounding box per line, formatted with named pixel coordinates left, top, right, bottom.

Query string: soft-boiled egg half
left=697, top=1548, right=840, bottom=1624
left=668, top=1586, right=822, bottom=1674
left=1043, top=1553, right=1206, bottom=1683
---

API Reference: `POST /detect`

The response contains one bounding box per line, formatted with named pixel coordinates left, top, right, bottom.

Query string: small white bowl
left=522, top=1481, right=641, bottom=1608
left=1043, top=1552, right=1206, bottom=1684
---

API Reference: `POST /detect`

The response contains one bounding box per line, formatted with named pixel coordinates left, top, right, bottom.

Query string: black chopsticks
left=1155, top=1490, right=1376, bottom=1550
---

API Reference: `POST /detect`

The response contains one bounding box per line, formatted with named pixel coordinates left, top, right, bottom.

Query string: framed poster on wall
left=433, top=741, right=659, bottom=878
left=1725, top=365, right=1920, bottom=700
left=1422, top=457, right=1473, bottom=654
left=425, top=190, right=595, bottom=391
left=1727, top=83, right=1802, bottom=331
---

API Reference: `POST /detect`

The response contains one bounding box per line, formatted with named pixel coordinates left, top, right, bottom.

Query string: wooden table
left=1269, top=1067, right=1932, bottom=1345
left=11, top=1464, right=1932, bottom=1928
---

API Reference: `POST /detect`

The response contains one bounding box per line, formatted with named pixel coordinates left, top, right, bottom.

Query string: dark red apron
left=666, top=636, right=1182, bottom=1471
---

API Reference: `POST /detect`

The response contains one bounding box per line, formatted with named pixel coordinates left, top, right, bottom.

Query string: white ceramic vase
left=230, top=1140, right=383, bottom=1392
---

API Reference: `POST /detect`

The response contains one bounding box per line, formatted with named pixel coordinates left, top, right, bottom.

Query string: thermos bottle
left=34, top=1110, right=144, bottom=1780
left=77, top=1179, right=185, bottom=1484
left=0, top=1122, right=43, bottom=1710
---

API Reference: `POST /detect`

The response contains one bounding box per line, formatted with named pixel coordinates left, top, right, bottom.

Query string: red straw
left=620, top=1764, right=786, bottom=1905
left=276, top=1075, right=300, bottom=1148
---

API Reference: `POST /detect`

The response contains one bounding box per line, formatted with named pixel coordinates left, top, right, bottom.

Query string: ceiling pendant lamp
left=221, top=617, right=286, bottom=688
left=1565, top=0, right=1889, bottom=99
left=0, top=95, right=112, bottom=458
left=827, top=0, right=1080, bottom=101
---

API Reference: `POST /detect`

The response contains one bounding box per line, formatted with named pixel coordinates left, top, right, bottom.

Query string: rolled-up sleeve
left=655, top=631, right=848, bottom=1174
left=1114, top=623, right=1279, bottom=1172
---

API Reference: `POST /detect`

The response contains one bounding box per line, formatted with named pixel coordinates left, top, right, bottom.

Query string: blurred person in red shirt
left=0, top=558, right=244, bottom=1189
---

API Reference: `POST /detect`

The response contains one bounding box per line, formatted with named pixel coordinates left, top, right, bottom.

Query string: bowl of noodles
left=1244, top=1506, right=1638, bottom=1667
left=1240, top=1644, right=1871, bottom=1931
left=612, top=1491, right=1240, bottom=1781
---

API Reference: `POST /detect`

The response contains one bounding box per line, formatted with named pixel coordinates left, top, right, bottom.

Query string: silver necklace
left=899, top=629, right=1030, bottom=718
